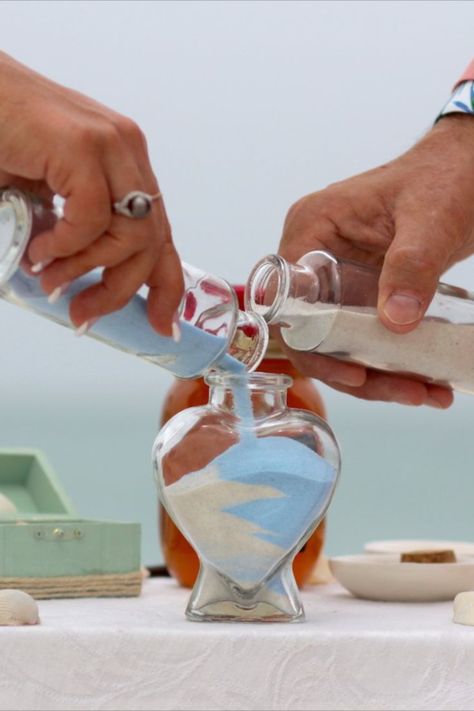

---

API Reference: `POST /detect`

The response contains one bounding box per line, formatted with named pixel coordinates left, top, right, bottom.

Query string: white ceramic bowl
left=329, top=554, right=474, bottom=602
left=364, top=539, right=474, bottom=557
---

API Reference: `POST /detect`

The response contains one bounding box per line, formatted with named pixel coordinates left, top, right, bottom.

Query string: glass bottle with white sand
left=246, top=250, right=474, bottom=394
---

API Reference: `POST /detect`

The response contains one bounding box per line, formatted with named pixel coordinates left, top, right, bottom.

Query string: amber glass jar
left=159, top=287, right=328, bottom=589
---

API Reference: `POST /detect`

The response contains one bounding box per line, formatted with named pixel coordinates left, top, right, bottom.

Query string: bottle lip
left=205, top=371, right=292, bottom=390
left=0, top=188, right=33, bottom=285
left=244, top=254, right=290, bottom=324
left=234, top=284, right=286, bottom=361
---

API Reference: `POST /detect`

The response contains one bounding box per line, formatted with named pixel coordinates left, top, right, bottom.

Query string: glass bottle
left=0, top=188, right=267, bottom=377
left=153, top=371, right=340, bottom=622
left=159, top=286, right=328, bottom=589
left=246, top=249, right=474, bottom=393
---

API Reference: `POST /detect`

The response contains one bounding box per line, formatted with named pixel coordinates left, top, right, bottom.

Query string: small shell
left=0, top=493, right=17, bottom=514
left=453, top=591, right=474, bottom=626
left=0, top=589, right=39, bottom=626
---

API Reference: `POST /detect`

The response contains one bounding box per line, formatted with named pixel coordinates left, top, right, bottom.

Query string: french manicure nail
left=383, top=293, right=423, bottom=326
left=47, top=282, right=71, bottom=304
left=47, top=287, right=63, bottom=304
left=74, top=317, right=98, bottom=338
left=31, top=258, right=53, bottom=274
left=172, top=321, right=181, bottom=343
left=75, top=321, right=90, bottom=338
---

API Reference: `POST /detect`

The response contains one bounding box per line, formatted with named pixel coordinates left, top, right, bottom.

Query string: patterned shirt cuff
left=437, top=80, right=474, bottom=120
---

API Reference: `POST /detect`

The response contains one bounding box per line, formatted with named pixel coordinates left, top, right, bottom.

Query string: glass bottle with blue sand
left=0, top=187, right=267, bottom=378
left=153, top=371, right=340, bottom=623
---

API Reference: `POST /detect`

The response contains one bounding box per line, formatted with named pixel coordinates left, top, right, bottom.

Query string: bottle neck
left=178, top=265, right=268, bottom=374
left=206, top=372, right=291, bottom=418
left=245, top=250, right=395, bottom=354
left=0, top=188, right=58, bottom=286
left=245, top=251, right=341, bottom=351
left=225, top=310, right=268, bottom=372
left=245, top=251, right=342, bottom=323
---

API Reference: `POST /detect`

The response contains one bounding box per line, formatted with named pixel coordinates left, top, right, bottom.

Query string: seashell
left=0, top=589, right=39, bottom=626
left=0, top=493, right=17, bottom=514
left=453, top=591, right=474, bottom=626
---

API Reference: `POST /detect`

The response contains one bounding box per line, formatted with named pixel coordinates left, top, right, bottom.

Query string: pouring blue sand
left=7, top=271, right=241, bottom=378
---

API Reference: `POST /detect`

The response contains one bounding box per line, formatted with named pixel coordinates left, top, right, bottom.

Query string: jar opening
left=205, top=371, right=292, bottom=390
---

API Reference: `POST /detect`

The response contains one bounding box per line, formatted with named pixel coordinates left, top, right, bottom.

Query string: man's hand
left=279, top=116, right=474, bottom=407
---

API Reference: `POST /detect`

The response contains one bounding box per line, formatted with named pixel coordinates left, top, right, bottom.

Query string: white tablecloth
left=1, top=578, right=474, bottom=711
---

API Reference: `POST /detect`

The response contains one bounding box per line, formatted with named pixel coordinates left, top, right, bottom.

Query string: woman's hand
left=0, top=51, right=183, bottom=335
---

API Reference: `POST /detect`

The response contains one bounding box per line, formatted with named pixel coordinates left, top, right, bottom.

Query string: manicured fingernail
left=74, top=318, right=98, bottom=338
left=172, top=320, right=181, bottom=343
left=48, top=287, right=62, bottom=304
left=426, top=396, right=445, bottom=409
left=383, top=293, right=423, bottom=325
left=75, top=322, right=90, bottom=338
left=47, top=282, right=71, bottom=304
left=31, top=258, right=53, bottom=274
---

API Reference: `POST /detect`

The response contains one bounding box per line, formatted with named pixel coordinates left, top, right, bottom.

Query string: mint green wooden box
left=0, top=448, right=142, bottom=597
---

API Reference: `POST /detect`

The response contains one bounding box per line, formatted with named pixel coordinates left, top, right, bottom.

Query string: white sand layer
left=280, top=304, right=474, bottom=392
left=164, top=464, right=287, bottom=585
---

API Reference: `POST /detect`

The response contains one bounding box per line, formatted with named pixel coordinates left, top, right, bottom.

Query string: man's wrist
left=431, top=113, right=474, bottom=154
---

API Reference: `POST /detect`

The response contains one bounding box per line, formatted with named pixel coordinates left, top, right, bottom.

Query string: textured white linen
left=1, top=578, right=474, bottom=711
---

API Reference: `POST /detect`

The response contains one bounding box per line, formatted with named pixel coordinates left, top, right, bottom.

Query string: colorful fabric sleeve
left=437, top=60, right=474, bottom=120
left=438, top=80, right=474, bottom=118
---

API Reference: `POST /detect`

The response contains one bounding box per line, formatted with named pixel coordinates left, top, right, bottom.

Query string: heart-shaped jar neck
left=205, top=371, right=292, bottom=421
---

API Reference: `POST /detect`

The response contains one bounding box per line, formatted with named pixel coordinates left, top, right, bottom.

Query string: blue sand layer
left=173, top=420, right=335, bottom=587
left=218, top=436, right=334, bottom=551
left=8, top=271, right=243, bottom=378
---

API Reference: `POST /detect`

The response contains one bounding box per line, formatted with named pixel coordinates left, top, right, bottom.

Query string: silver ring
left=113, top=190, right=161, bottom=219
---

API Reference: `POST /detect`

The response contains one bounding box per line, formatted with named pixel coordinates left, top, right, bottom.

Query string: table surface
left=2, top=578, right=474, bottom=711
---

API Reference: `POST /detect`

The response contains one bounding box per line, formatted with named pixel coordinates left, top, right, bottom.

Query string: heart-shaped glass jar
left=153, top=372, right=340, bottom=622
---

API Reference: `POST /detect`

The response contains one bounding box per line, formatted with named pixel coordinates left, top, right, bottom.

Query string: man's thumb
left=377, top=223, right=449, bottom=333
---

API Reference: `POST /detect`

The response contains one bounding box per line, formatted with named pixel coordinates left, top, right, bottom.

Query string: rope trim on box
left=0, top=569, right=143, bottom=599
